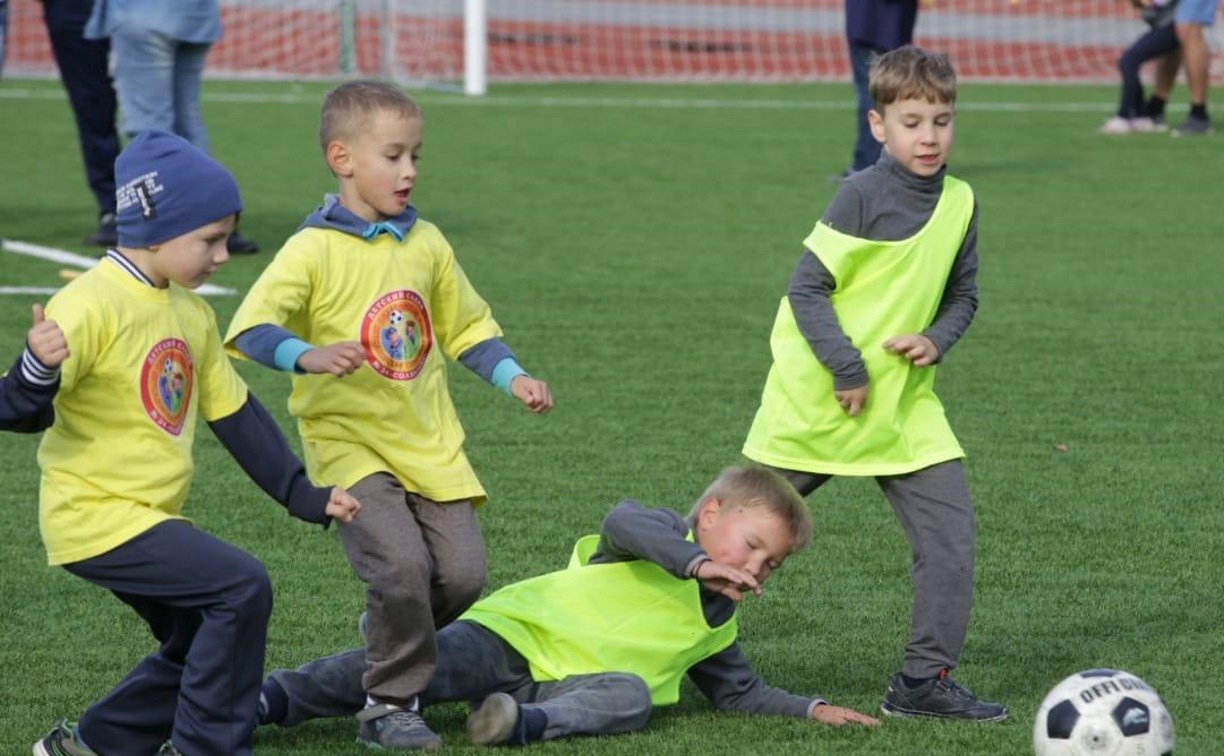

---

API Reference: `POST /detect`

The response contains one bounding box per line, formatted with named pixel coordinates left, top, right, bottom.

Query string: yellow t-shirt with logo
left=744, top=176, right=974, bottom=476
left=224, top=220, right=502, bottom=503
left=39, top=260, right=249, bottom=565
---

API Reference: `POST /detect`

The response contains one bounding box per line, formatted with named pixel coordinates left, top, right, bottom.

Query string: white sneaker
left=1129, top=117, right=1159, bottom=133
left=1098, top=116, right=1132, bottom=135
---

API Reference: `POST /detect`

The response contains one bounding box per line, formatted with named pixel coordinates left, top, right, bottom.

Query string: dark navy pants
left=65, top=520, right=273, bottom=756
left=1116, top=24, right=1180, bottom=118
left=41, top=0, right=120, bottom=216
left=849, top=42, right=884, bottom=172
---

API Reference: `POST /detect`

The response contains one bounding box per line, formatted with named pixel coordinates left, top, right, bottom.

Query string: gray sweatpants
left=339, top=473, right=487, bottom=703
left=269, top=620, right=653, bottom=741
left=774, top=459, right=976, bottom=679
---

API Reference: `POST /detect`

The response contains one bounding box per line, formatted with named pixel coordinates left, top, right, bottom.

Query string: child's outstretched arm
left=208, top=392, right=360, bottom=525
left=0, top=304, right=68, bottom=433
left=687, top=643, right=879, bottom=725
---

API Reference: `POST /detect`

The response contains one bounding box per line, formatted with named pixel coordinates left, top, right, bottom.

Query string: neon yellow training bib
left=461, top=534, right=737, bottom=705
left=743, top=176, right=974, bottom=476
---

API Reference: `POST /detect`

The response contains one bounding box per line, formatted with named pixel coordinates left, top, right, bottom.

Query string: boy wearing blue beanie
left=20, top=130, right=362, bottom=756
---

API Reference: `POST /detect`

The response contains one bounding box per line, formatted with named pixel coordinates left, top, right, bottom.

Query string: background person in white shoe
left=1099, top=0, right=1183, bottom=134
left=257, top=466, right=879, bottom=746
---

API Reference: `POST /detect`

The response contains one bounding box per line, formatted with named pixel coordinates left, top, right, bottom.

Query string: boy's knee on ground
left=609, top=674, right=653, bottom=732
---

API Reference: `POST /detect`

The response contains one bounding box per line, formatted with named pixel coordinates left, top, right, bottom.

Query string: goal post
left=464, top=0, right=487, bottom=95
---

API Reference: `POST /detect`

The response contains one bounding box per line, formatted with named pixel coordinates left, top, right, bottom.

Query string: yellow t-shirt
left=39, top=260, right=248, bottom=565
left=743, top=176, right=974, bottom=476
left=224, top=220, right=502, bottom=502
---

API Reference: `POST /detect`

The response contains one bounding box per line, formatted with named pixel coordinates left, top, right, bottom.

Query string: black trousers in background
left=42, top=0, right=120, bottom=217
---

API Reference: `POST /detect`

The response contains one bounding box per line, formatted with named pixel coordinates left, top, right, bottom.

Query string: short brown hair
left=690, top=465, right=812, bottom=552
left=319, top=80, right=422, bottom=153
left=868, top=45, right=957, bottom=112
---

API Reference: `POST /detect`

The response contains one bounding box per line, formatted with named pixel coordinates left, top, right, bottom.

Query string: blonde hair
left=868, top=45, right=957, bottom=112
left=690, top=466, right=812, bottom=552
left=319, top=80, right=422, bottom=154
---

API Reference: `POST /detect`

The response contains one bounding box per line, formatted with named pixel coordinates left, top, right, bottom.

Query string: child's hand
left=27, top=304, right=70, bottom=369
left=834, top=385, right=868, bottom=417
left=325, top=486, right=361, bottom=523
left=510, top=376, right=553, bottom=414
left=883, top=334, right=939, bottom=367
left=694, top=559, right=761, bottom=601
left=809, top=703, right=881, bottom=726
left=298, top=341, right=366, bottom=377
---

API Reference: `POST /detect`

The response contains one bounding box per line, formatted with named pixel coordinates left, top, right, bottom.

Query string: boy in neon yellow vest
left=257, top=466, right=880, bottom=744
left=743, top=46, right=1006, bottom=721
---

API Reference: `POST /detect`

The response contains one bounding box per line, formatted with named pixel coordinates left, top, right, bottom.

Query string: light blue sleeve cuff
left=273, top=338, right=315, bottom=374
left=490, top=357, right=528, bottom=396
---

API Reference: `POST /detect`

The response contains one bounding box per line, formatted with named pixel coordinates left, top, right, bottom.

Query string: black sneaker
left=85, top=213, right=117, bottom=248
left=1171, top=114, right=1214, bottom=137
left=356, top=702, right=443, bottom=750
left=226, top=230, right=260, bottom=255
left=881, top=671, right=1007, bottom=721
left=33, top=719, right=96, bottom=756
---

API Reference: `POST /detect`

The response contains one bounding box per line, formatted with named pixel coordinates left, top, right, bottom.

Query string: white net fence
left=5, top=0, right=1222, bottom=85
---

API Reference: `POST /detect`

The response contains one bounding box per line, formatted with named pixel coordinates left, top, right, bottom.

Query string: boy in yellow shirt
left=743, top=46, right=1006, bottom=721
left=12, top=130, right=360, bottom=756
left=259, top=466, right=880, bottom=745
left=225, top=81, right=553, bottom=750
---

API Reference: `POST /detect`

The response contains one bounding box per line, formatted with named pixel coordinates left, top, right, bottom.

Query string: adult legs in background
left=849, top=42, right=884, bottom=172
left=42, top=0, right=121, bottom=245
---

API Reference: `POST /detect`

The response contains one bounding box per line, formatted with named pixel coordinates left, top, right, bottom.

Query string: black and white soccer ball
left=1034, top=669, right=1174, bottom=756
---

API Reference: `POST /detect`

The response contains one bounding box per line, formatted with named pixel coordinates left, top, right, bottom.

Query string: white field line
left=0, top=287, right=62, bottom=296
left=1, top=239, right=236, bottom=297
left=0, top=86, right=1116, bottom=113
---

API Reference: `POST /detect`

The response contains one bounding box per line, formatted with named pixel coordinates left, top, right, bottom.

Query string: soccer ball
left=1033, top=669, right=1174, bottom=756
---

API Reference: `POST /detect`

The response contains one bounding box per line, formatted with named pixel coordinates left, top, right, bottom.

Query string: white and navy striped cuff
left=21, top=348, right=59, bottom=386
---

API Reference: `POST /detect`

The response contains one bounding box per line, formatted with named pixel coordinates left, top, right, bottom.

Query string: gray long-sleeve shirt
left=591, top=500, right=824, bottom=717
left=788, top=150, right=979, bottom=390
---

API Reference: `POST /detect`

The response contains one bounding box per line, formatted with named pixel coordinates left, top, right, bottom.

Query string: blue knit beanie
left=115, top=130, right=243, bottom=248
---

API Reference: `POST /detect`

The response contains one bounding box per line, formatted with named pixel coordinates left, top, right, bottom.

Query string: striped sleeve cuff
left=21, top=348, right=59, bottom=386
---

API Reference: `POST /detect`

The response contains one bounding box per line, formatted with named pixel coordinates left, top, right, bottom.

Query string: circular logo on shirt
left=361, top=290, right=433, bottom=381
left=140, top=339, right=194, bottom=436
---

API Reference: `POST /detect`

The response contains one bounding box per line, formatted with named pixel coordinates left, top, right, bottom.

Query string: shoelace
left=380, top=708, right=432, bottom=732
